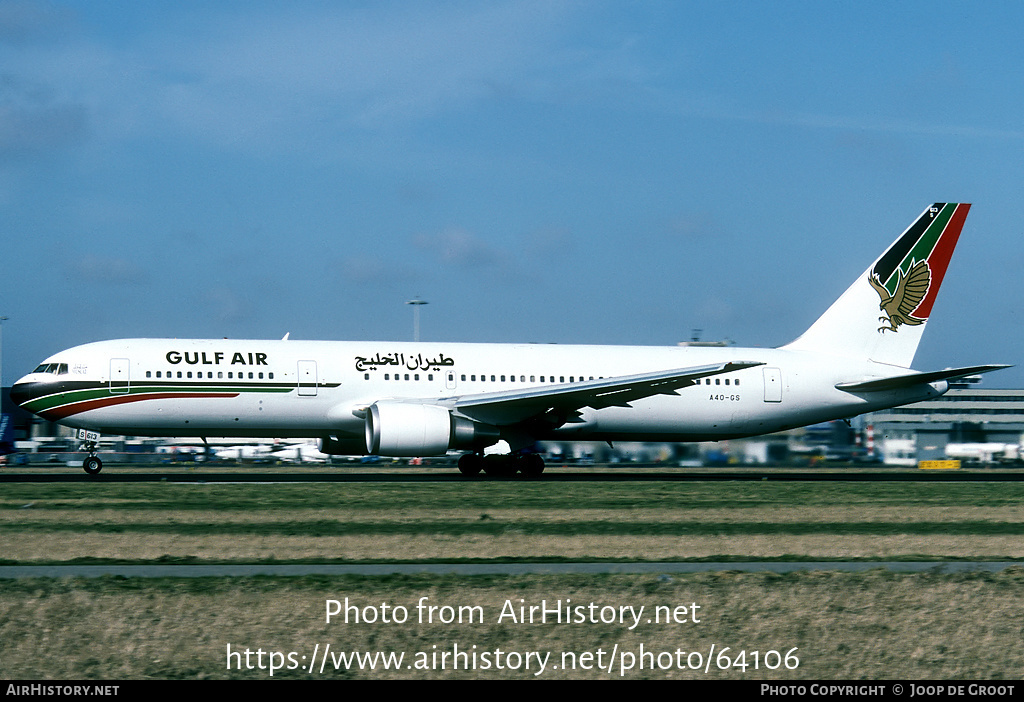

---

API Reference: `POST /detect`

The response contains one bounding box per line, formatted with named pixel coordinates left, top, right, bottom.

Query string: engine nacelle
left=365, top=402, right=500, bottom=457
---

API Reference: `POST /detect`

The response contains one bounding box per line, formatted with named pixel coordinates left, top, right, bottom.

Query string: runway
left=1, top=561, right=1021, bottom=579
left=2, top=468, right=1024, bottom=483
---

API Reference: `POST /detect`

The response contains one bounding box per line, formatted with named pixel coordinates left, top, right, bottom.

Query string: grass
left=3, top=570, right=1024, bottom=679
left=2, top=480, right=1024, bottom=563
left=2, top=476, right=1024, bottom=679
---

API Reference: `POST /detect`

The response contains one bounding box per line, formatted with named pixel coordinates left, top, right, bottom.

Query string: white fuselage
left=12, top=337, right=944, bottom=453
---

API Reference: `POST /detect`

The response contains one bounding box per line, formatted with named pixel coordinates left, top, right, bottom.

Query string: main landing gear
left=457, top=452, right=545, bottom=478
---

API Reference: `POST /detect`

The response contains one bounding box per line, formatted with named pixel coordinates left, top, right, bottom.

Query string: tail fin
left=783, top=203, right=970, bottom=368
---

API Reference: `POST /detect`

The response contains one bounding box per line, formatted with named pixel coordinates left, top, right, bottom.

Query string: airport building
left=864, top=385, right=1024, bottom=465
left=5, top=382, right=1024, bottom=467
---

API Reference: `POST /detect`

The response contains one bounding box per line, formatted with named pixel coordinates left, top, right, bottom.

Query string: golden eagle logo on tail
left=868, top=260, right=930, bottom=333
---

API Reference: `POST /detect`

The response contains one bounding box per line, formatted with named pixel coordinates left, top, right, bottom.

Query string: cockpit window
left=32, top=363, right=69, bottom=375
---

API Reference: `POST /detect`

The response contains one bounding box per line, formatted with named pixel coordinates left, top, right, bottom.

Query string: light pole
left=0, top=316, right=7, bottom=396
left=406, top=299, right=428, bottom=343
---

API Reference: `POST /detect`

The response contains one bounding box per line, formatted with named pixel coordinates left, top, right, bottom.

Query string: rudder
left=783, top=203, right=970, bottom=368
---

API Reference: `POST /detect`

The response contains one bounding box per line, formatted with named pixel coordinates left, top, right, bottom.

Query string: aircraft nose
left=10, top=379, right=41, bottom=407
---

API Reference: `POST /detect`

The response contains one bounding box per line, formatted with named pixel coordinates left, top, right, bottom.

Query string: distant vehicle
left=11, top=203, right=1008, bottom=476
left=946, top=443, right=1023, bottom=464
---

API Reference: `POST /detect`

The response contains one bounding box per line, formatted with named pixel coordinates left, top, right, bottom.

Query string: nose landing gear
left=83, top=453, right=103, bottom=475
left=78, top=429, right=103, bottom=475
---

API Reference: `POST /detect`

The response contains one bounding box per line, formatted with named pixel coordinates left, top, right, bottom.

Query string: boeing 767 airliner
left=11, top=203, right=1008, bottom=475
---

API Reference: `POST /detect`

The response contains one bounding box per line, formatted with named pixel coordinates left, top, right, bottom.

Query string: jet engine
left=365, top=401, right=500, bottom=457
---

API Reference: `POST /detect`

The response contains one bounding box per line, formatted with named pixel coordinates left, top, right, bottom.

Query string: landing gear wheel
left=482, top=455, right=516, bottom=477
left=458, top=453, right=483, bottom=476
left=518, top=453, right=545, bottom=477
left=83, top=456, right=103, bottom=475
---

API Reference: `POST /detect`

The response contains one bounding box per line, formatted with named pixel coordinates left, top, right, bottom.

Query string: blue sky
left=2, top=0, right=1022, bottom=387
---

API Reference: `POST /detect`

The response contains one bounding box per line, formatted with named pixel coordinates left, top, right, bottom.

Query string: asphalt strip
left=0, top=562, right=1021, bottom=578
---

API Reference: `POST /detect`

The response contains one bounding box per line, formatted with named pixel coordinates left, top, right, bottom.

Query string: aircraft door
left=763, top=367, right=782, bottom=403
left=110, top=358, right=130, bottom=394
left=445, top=371, right=457, bottom=390
left=297, top=360, right=318, bottom=396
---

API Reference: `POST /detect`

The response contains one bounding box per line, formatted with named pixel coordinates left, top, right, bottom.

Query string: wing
left=434, top=360, right=764, bottom=426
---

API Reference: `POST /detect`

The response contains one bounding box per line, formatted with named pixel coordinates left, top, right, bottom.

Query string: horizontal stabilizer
left=836, top=364, right=1011, bottom=393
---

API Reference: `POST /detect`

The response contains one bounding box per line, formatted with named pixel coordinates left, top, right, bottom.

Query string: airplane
left=214, top=441, right=331, bottom=464
left=266, top=441, right=331, bottom=464
left=210, top=443, right=274, bottom=462
left=10, top=203, right=1009, bottom=476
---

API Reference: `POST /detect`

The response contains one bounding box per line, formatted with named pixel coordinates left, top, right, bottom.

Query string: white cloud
left=412, top=228, right=503, bottom=268
left=66, top=254, right=147, bottom=286
left=0, top=0, right=75, bottom=45
left=203, top=286, right=253, bottom=325
left=0, top=73, right=88, bottom=157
